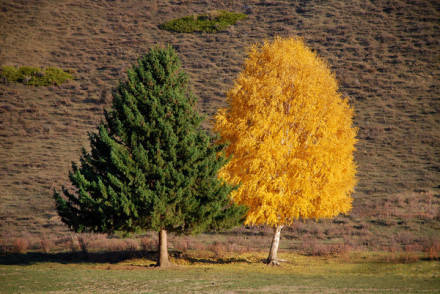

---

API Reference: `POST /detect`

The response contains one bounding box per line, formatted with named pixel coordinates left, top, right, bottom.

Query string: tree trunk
left=266, top=225, right=283, bottom=265
left=158, top=229, right=171, bottom=267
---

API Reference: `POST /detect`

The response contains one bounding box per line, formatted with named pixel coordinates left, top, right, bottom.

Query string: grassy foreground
left=0, top=252, right=439, bottom=293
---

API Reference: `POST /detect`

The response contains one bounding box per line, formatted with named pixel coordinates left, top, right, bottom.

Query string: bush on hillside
left=160, top=10, right=247, bottom=33
left=0, top=66, right=73, bottom=86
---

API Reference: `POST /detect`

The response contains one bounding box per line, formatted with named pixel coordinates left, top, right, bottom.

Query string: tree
left=54, top=46, right=247, bottom=267
left=215, top=37, right=357, bottom=265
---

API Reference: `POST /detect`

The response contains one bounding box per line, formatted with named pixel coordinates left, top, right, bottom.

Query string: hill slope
left=0, top=0, right=439, bottom=240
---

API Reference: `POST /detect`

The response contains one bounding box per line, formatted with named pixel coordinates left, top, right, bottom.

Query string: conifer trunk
left=266, top=225, right=283, bottom=265
left=158, top=229, right=170, bottom=267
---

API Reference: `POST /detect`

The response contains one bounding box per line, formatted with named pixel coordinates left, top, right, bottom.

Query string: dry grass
left=0, top=0, right=439, bottom=254
left=423, top=238, right=440, bottom=260
left=39, top=236, right=55, bottom=253
left=1, top=253, right=439, bottom=293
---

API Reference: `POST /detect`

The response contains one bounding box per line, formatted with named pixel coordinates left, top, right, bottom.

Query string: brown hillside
left=0, top=0, right=439, bottom=240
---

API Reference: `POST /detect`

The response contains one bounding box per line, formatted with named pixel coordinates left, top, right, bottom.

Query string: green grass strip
left=1, top=66, right=73, bottom=86
left=160, top=10, right=247, bottom=33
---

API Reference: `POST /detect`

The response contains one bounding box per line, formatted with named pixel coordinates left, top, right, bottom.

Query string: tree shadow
left=0, top=250, right=256, bottom=266
left=0, top=250, right=158, bottom=266
left=177, top=253, right=252, bottom=265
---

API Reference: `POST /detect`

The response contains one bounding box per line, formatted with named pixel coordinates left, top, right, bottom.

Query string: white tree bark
left=267, top=225, right=283, bottom=265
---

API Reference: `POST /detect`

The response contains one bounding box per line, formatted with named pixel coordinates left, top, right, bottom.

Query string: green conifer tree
left=54, top=46, right=246, bottom=267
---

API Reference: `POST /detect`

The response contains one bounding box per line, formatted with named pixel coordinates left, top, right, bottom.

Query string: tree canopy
left=215, top=37, right=357, bottom=264
left=54, top=46, right=246, bottom=266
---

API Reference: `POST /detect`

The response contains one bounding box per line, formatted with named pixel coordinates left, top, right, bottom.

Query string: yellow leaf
left=215, top=37, right=357, bottom=226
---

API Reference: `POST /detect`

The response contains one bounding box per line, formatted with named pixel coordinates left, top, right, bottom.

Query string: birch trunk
left=158, top=229, right=170, bottom=267
left=266, top=225, right=283, bottom=265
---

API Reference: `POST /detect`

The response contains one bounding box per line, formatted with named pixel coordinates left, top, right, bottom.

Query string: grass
left=159, top=10, right=247, bottom=33
left=0, top=252, right=439, bottom=293
left=0, top=66, right=73, bottom=86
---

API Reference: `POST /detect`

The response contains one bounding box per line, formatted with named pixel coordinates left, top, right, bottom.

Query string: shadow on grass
left=177, top=253, right=252, bottom=265
left=0, top=250, right=158, bottom=266
left=0, top=250, right=253, bottom=266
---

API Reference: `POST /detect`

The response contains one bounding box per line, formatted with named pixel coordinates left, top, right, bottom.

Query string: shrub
left=40, top=237, right=54, bottom=253
left=106, top=239, right=128, bottom=252
left=0, top=239, right=8, bottom=254
left=85, top=234, right=110, bottom=251
left=77, top=234, right=89, bottom=254
left=160, top=10, right=247, bottom=33
left=423, top=238, right=440, bottom=260
left=302, top=238, right=351, bottom=256
left=395, top=231, right=416, bottom=245
left=232, top=244, right=249, bottom=255
left=124, top=239, right=139, bottom=252
left=1, top=66, right=73, bottom=86
left=309, top=224, right=325, bottom=239
left=208, top=241, right=227, bottom=259
left=173, top=238, right=190, bottom=253
left=13, top=238, right=29, bottom=254
left=68, top=234, right=80, bottom=252
left=140, top=237, right=157, bottom=252
left=188, top=240, right=207, bottom=251
left=391, top=245, right=421, bottom=263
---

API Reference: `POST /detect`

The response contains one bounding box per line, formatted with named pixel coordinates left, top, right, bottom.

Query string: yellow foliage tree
left=215, top=37, right=357, bottom=265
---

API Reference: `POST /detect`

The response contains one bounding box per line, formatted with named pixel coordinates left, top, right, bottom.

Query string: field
left=1, top=252, right=440, bottom=293
left=0, top=0, right=439, bottom=292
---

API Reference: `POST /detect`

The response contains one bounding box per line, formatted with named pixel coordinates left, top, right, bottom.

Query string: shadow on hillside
left=0, top=250, right=158, bottom=266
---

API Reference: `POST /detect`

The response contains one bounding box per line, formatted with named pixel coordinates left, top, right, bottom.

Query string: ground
left=0, top=0, right=439, bottom=292
left=1, top=252, right=439, bottom=293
